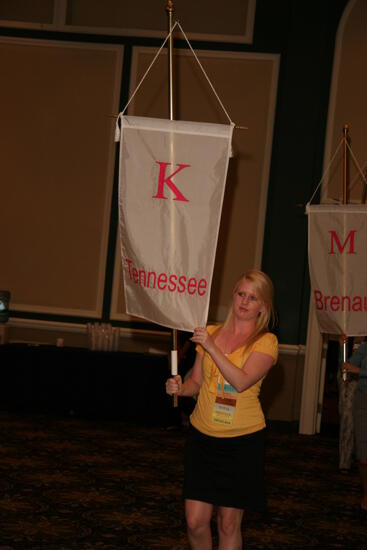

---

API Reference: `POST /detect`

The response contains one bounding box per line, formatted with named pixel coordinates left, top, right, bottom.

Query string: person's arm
left=191, top=327, right=274, bottom=392
left=341, top=342, right=367, bottom=374
left=165, top=351, right=203, bottom=397
left=342, top=361, right=361, bottom=375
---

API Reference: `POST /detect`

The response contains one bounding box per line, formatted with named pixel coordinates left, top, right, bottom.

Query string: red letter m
left=328, top=230, right=356, bottom=254
left=153, top=161, right=190, bottom=202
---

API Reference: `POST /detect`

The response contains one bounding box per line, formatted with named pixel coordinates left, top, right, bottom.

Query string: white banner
left=307, top=204, right=367, bottom=335
left=116, top=116, right=233, bottom=331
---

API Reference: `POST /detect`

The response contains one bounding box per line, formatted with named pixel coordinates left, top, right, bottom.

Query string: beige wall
left=0, top=38, right=123, bottom=317
left=0, top=1, right=310, bottom=424
left=262, top=348, right=305, bottom=422
left=0, top=23, right=279, bottom=326
left=322, top=0, right=367, bottom=204
left=0, top=0, right=256, bottom=43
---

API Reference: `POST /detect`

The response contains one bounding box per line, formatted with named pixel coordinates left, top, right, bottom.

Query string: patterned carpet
left=0, top=411, right=365, bottom=549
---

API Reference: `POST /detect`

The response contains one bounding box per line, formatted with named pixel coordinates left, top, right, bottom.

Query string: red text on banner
left=328, top=229, right=356, bottom=254
left=152, top=161, right=190, bottom=202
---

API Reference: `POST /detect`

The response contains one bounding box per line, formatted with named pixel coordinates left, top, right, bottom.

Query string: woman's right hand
left=165, top=375, right=182, bottom=396
left=341, top=361, right=360, bottom=375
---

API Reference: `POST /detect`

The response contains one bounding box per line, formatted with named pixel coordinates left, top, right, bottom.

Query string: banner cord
left=307, top=139, right=367, bottom=206
left=120, top=21, right=179, bottom=117
left=175, top=22, right=233, bottom=125
left=346, top=141, right=367, bottom=190
left=307, top=139, right=344, bottom=205
left=117, top=20, right=233, bottom=125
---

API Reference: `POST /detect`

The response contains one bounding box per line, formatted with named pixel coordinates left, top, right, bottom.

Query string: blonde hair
left=224, top=269, right=275, bottom=346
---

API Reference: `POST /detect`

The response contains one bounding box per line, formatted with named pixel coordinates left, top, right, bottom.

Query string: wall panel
left=65, top=0, right=256, bottom=43
left=0, top=38, right=123, bottom=317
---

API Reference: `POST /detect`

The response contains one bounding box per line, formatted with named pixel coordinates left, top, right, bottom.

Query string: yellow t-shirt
left=190, top=325, right=278, bottom=437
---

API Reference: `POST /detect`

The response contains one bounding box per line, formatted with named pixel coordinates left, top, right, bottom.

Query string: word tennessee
left=125, top=258, right=208, bottom=296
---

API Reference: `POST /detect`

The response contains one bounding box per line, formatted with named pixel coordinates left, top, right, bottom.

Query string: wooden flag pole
left=342, top=123, right=350, bottom=381
left=166, top=0, right=179, bottom=407
left=166, top=0, right=174, bottom=122
left=342, top=124, right=350, bottom=205
left=361, top=168, right=367, bottom=204
left=362, top=168, right=367, bottom=204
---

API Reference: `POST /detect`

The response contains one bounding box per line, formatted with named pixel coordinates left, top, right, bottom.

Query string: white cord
left=346, top=141, right=367, bottom=188
left=121, top=20, right=180, bottom=116
left=176, top=22, right=233, bottom=125
left=117, top=20, right=234, bottom=125
left=307, top=139, right=344, bottom=205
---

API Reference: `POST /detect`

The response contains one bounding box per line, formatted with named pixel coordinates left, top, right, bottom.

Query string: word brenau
left=314, top=290, right=367, bottom=312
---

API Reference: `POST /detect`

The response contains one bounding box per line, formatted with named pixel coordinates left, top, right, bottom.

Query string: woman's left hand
left=191, top=327, right=215, bottom=353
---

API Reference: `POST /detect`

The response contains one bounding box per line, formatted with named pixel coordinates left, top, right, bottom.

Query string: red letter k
left=153, top=161, right=190, bottom=202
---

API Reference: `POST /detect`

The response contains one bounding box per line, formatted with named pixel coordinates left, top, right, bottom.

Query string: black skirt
left=183, top=424, right=266, bottom=511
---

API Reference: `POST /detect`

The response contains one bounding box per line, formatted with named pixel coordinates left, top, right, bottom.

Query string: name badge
left=212, top=376, right=237, bottom=425
left=213, top=396, right=237, bottom=425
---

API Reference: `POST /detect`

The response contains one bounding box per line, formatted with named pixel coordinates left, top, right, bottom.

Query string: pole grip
left=342, top=339, right=348, bottom=382
left=171, top=349, right=178, bottom=407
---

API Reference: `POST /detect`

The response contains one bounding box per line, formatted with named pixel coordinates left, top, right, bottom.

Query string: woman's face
left=233, top=278, right=264, bottom=322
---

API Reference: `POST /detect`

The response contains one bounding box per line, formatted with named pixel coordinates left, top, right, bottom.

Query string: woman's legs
left=338, top=374, right=357, bottom=470
left=185, top=499, right=214, bottom=550
left=353, top=388, right=367, bottom=509
left=217, top=506, right=244, bottom=550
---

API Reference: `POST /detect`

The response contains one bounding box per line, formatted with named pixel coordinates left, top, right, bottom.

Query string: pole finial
left=165, top=0, right=174, bottom=14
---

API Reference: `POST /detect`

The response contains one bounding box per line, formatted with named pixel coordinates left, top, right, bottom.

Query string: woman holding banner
left=166, top=269, right=278, bottom=549
left=341, top=341, right=367, bottom=514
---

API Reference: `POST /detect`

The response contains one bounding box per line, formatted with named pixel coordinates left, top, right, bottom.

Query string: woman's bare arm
left=191, top=327, right=274, bottom=392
